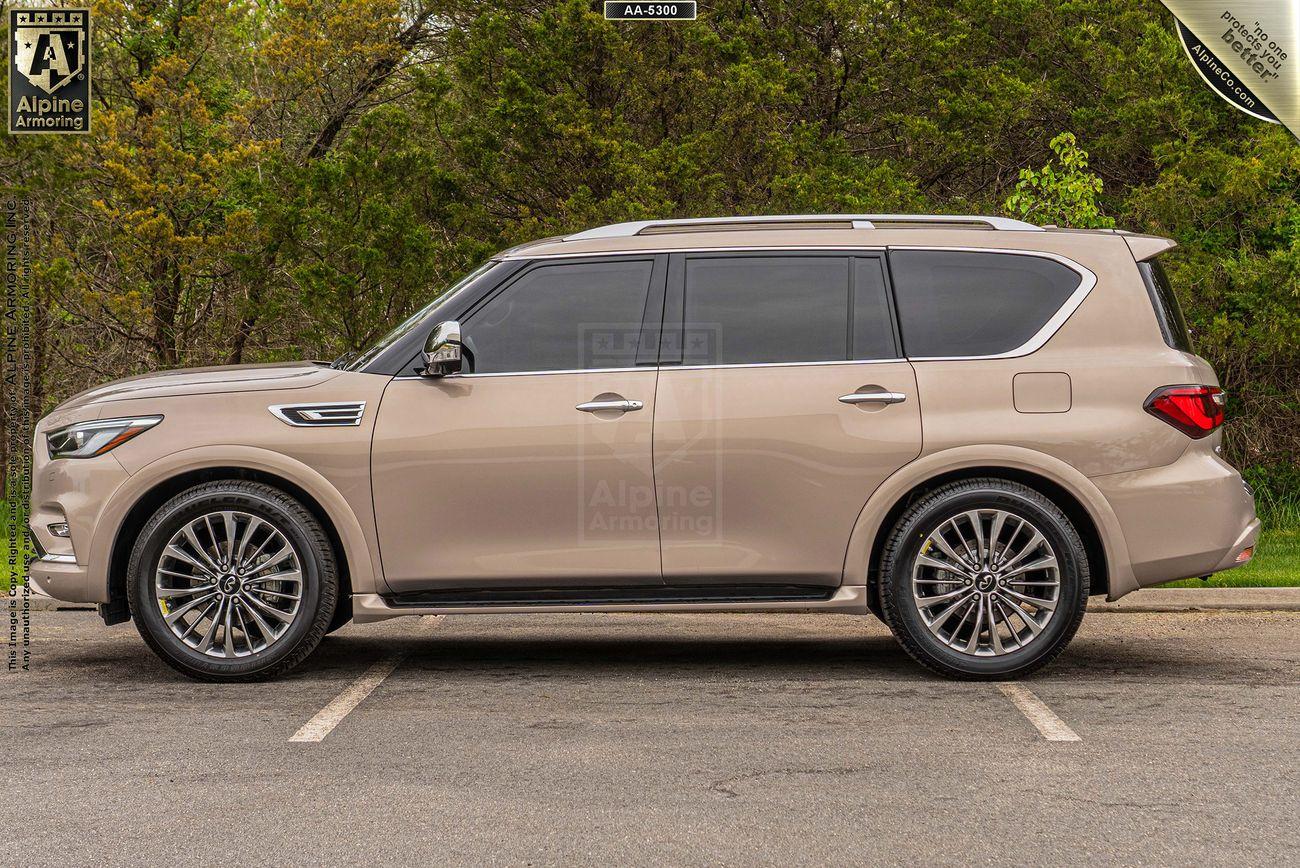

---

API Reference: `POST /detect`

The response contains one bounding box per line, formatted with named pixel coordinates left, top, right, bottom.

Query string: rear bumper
left=1093, top=448, right=1259, bottom=593
left=1207, top=517, right=1261, bottom=574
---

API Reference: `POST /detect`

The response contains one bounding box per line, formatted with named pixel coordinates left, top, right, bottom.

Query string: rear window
left=1138, top=260, right=1193, bottom=353
left=889, top=251, right=1083, bottom=358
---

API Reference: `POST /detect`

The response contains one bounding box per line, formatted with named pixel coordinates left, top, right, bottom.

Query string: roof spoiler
left=1121, top=233, right=1177, bottom=262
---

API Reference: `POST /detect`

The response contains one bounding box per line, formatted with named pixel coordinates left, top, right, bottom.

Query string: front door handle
left=838, top=391, right=907, bottom=405
left=576, top=399, right=644, bottom=413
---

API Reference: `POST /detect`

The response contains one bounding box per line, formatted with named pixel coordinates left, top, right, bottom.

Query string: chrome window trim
left=887, top=246, right=1096, bottom=361
left=392, top=359, right=909, bottom=379
left=669, top=358, right=905, bottom=372
left=268, top=400, right=367, bottom=427
left=393, top=366, right=648, bottom=380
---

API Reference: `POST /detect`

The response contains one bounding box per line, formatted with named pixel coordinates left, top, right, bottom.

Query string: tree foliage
left=1004, top=133, right=1114, bottom=229
left=1, top=0, right=1297, bottom=500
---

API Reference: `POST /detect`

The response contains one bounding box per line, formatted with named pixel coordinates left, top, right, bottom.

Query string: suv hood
left=54, top=362, right=341, bottom=412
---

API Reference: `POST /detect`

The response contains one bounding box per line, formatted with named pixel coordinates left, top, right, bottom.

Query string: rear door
left=652, top=251, right=922, bottom=587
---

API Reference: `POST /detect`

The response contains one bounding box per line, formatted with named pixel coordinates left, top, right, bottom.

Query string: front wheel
left=127, top=480, right=338, bottom=681
left=878, top=479, right=1089, bottom=679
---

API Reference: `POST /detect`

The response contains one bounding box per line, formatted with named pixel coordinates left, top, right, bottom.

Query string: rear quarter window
left=889, top=250, right=1084, bottom=358
left=1138, top=260, right=1193, bottom=353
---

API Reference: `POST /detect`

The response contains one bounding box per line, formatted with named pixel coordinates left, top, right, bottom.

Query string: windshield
left=342, top=261, right=496, bottom=371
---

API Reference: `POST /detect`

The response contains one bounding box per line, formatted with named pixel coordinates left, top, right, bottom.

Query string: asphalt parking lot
left=5, top=608, right=1299, bottom=866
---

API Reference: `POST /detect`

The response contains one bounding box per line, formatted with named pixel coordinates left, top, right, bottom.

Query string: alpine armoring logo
left=8, top=7, right=91, bottom=134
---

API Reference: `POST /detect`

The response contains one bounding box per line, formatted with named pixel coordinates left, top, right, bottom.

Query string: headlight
left=46, top=416, right=163, bottom=459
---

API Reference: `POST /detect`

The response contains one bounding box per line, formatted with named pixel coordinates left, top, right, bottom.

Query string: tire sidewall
left=883, top=485, right=1088, bottom=677
left=129, top=487, right=329, bottom=679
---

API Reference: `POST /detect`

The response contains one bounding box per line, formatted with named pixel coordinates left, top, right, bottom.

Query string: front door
left=371, top=257, right=665, bottom=593
left=653, top=252, right=923, bottom=587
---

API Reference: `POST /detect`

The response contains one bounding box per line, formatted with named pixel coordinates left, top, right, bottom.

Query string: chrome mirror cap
left=422, top=320, right=463, bottom=377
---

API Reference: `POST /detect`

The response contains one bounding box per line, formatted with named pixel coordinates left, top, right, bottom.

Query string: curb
left=1088, top=587, right=1300, bottom=613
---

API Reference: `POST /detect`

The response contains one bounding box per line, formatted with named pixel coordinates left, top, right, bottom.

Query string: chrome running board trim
left=352, top=584, right=869, bottom=622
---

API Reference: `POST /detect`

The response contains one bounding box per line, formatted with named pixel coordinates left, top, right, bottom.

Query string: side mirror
left=422, top=320, right=463, bottom=377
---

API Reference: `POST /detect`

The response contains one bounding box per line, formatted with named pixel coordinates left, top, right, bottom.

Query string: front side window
left=466, top=259, right=654, bottom=374
left=681, top=255, right=897, bottom=365
left=889, top=250, right=1083, bottom=358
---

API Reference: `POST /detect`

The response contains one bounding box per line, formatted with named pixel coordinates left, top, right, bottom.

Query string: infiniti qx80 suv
left=27, top=214, right=1260, bottom=680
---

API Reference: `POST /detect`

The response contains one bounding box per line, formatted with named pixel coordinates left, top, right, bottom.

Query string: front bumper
left=27, top=551, right=97, bottom=603
left=28, top=412, right=130, bottom=604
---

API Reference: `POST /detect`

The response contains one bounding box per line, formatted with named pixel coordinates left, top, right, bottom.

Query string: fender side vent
left=269, top=401, right=366, bottom=427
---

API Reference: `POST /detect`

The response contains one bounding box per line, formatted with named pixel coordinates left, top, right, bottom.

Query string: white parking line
left=289, top=615, right=443, bottom=743
left=997, top=682, right=1081, bottom=742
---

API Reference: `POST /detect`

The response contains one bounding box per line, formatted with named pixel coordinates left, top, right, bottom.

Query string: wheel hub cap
left=910, top=508, right=1061, bottom=657
left=154, top=510, right=304, bottom=659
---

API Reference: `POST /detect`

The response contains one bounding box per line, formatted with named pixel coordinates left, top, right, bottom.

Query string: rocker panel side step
left=352, top=585, right=869, bottom=622
left=383, top=584, right=836, bottom=609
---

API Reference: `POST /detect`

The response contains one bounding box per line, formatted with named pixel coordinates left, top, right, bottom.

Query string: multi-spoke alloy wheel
left=911, top=509, right=1060, bottom=657
left=128, top=481, right=338, bottom=681
left=155, top=511, right=304, bottom=658
left=878, top=478, right=1089, bottom=680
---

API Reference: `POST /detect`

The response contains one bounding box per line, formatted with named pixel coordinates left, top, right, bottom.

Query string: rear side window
left=681, top=255, right=898, bottom=365
left=1138, top=260, right=1193, bottom=353
left=889, top=251, right=1083, bottom=357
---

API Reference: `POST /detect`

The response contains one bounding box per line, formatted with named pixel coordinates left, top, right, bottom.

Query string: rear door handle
left=576, top=399, right=644, bottom=413
left=838, top=391, right=907, bottom=405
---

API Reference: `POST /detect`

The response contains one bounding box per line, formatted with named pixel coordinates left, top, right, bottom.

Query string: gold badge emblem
left=8, top=7, right=91, bottom=133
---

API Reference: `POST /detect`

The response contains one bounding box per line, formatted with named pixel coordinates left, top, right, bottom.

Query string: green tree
left=1004, top=133, right=1115, bottom=228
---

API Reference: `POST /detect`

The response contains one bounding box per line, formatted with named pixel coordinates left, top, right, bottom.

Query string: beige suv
left=27, top=215, right=1260, bottom=680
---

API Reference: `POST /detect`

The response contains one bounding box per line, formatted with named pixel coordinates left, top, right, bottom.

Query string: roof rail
left=565, top=214, right=1042, bottom=240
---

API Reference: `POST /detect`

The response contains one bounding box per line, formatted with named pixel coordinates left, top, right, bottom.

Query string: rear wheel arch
left=859, top=464, right=1112, bottom=616
left=104, top=467, right=354, bottom=628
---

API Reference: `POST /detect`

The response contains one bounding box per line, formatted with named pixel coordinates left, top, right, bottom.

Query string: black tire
left=877, top=478, right=1088, bottom=679
left=127, top=480, right=338, bottom=681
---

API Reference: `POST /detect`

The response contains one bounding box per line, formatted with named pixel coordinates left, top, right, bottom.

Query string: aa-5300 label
left=603, top=2, right=697, bottom=21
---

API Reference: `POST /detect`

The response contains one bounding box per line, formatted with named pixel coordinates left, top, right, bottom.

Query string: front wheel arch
left=105, top=467, right=352, bottom=628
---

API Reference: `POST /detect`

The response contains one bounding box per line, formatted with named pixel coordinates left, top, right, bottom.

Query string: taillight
left=1144, top=385, right=1225, bottom=438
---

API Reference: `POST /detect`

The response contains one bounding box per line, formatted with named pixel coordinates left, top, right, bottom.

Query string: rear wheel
left=127, top=480, right=338, bottom=681
left=878, top=478, right=1088, bottom=679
